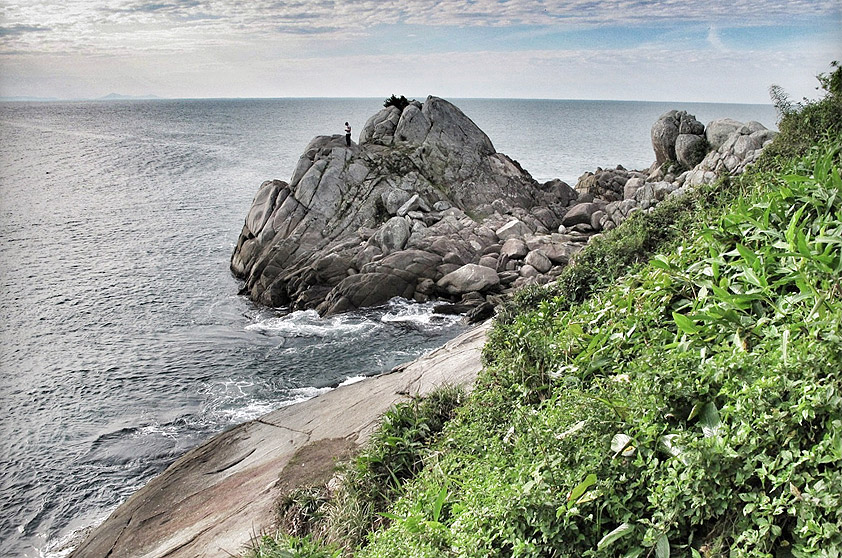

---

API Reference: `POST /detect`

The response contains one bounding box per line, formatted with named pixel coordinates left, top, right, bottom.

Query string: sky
left=0, top=0, right=840, bottom=103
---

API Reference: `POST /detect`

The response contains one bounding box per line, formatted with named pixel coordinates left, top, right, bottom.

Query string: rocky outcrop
left=651, top=110, right=707, bottom=169
left=233, top=101, right=777, bottom=319
left=684, top=120, right=777, bottom=186
left=574, top=113, right=777, bottom=234
left=232, top=96, right=582, bottom=317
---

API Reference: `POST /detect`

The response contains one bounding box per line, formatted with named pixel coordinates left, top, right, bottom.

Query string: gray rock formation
left=232, top=96, right=576, bottom=316
left=233, top=99, right=778, bottom=318
left=685, top=120, right=777, bottom=187
left=588, top=116, right=777, bottom=233
left=651, top=110, right=706, bottom=168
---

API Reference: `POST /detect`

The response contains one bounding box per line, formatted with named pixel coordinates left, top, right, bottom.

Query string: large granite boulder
left=651, top=110, right=706, bottom=168
left=575, top=166, right=645, bottom=202
left=705, top=118, right=744, bottom=150
left=231, top=96, right=572, bottom=316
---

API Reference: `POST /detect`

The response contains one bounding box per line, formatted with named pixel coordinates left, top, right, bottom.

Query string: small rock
left=500, top=238, right=529, bottom=259
left=397, top=194, right=431, bottom=217
left=525, top=250, right=552, bottom=273
left=478, top=255, right=498, bottom=269
left=495, top=219, right=533, bottom=241
left=519, top=264, right=539, bottom=278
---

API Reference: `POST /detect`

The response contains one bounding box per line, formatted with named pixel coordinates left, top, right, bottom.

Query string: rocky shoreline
left=69, top=323, right=490, bottom=558
left=70, top=98, right=777, bottom=558
left=231, top=98, right=775, bottom=322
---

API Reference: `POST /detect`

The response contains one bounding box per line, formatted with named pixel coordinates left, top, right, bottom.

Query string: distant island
left=98, top=93, right=163, bottom=100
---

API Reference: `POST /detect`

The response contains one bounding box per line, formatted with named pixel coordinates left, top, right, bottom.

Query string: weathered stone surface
left=495, top=219, right=533, bottom=241
left=651, top=110, right=705, bottom=168
left=371, top=216, right=412, bottom=252
left=437, top=264, right=500, bottom=295
left=500, top=237, right=529, bottom=259
left=705, top=118, right=743, bottom=150
left=231, top=96, right=561, bottom=314
left=624, top=177, right=644, bottom=200
left=478, top=255, right=498, bottom=269
left=383, top=189, right=412, bottom=215
left=675, top=134, right=708, bottom=169
left=525, top=250, right=552, bottom=273
left=686, top=123, right=777, bottom=187
left=562, top=202, right=599, bottom=227
left=574, top=167, right=639, bottom=202
left=519, top=264, right=539, bottom=278
left=541, top=178, right=578, bottom=206
left=397, top=193, right=431, bottom=217
left=318, top=272, right=415, bottom=316
left=70, top=324, right=491, bottom=558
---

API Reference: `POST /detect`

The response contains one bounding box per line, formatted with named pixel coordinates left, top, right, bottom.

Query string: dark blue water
left=0, top=98, right=775, bottom=557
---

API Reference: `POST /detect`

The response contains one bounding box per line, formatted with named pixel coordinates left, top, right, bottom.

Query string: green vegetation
left=246, top=65, right=841, bottom=557
left=764, top=61, right=842, bottom=164
left=248, top=386, right=465, bottom=558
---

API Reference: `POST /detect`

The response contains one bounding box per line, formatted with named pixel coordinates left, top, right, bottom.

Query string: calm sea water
left=0, top=98, right=775, bottom=557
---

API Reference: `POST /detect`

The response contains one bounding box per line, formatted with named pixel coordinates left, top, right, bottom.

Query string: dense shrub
left=383, top=94, right=411, bottom=111
left=762, top=61, right=842, bottom=165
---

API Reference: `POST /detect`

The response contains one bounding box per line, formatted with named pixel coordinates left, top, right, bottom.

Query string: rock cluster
left=231, top=96, right=584, bottom=317
left=568, top=112, right=777, bottom=234
left=232, top=103, right=776, bottom=319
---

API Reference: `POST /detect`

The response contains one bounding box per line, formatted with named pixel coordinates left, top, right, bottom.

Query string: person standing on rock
left=344, top=122, right=351, bottom=147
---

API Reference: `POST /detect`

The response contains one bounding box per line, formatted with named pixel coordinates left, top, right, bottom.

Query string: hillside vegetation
left=246, top=66, right=842, bottom=558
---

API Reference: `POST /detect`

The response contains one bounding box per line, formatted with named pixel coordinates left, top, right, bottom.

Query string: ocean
left=0, top=97, right=776, bottom=557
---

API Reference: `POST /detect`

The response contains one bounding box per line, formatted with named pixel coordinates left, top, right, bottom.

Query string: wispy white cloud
left=1, top=0, right=838, bottom=54
left=706, top=25, right=727, bottom=51
left=0, top=1, right=838, bottom=101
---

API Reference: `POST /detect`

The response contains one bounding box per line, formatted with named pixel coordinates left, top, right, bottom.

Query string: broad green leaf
left=568, top=473, right=597, bottom=505
left=688, top=402, right=702, bottom=421
left=650, top=255, right=673, bottom=270
left=786, top=204, right=807, bottom=245
left=655, top=534, right=670, bottom=558
left=742, top=268, right=767, bottom=289
left=700, top=402, right=722, bottom=437
left=672, top=312, right=700, bottom=335
left=432, top=485, right=447, bottom=523
left=736, top=243, right=758, bottom=266
left=597, top=522, right=634, bottom=550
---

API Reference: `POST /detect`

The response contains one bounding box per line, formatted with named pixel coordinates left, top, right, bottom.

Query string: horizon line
left=0, top=94, right=775, bottom=107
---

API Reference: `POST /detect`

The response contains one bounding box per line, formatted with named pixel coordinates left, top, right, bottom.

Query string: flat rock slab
left=70, top=322, right=491, bottom=558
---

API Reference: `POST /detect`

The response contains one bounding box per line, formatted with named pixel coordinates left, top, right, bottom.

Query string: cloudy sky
left=0, top=0, right=839, bottom=103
